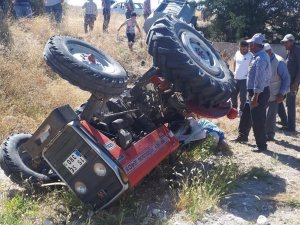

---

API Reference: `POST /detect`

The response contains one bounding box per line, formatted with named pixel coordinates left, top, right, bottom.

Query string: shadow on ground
left=274, top=139, right=300, bottom=153
left=220, top=167, right=286, bottom=221
left=262, top=149, right=300, bottom=171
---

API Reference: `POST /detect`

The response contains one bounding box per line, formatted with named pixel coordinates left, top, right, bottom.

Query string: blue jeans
left=14, top=3, right=32, bottom=19
left=45, top=3, right=62, bottom=24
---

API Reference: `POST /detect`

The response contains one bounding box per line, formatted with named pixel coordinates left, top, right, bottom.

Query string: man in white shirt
left=231, top=40, right=253, bottom=114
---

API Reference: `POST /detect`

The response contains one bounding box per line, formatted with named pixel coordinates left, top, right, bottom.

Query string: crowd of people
left=82, top=0, right=150, bottom=50
left=7, top=0, right=151, bottom=50
left=232, top=33, right=299, bottom=152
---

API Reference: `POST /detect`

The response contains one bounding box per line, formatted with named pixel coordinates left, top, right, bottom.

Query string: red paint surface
left=81, top=121, right=179, bottom=187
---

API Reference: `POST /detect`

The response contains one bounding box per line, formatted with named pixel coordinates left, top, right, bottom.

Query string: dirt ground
left=141, top=119, right=300, bottom=225
left=1, top=119, right=299, bottom=225
left=196, top=120, right=300, bottom=225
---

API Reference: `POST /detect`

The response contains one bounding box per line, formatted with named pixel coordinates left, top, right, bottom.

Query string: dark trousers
left=231, top=79, right=247, bottom=112
left=277, top=92, right=297, bottom=130
left=45, top=3, right=62, bottom=25
left=238, top=87, right=270, bottom=149
left=84, top=14, right=96, bottom=33
left=103, top=8, right=110, bottom=32
left=266, top=101, right=278, bottom=139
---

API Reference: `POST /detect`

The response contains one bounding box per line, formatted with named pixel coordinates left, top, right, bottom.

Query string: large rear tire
left=44, top=36, right=128, bottom=96
left=0, top=134, right=57, bottom=187
left=146, top=16, right=236, bottom=106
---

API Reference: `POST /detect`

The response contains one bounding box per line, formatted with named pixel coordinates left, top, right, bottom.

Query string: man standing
left=233, top=33, right=272, bottom=152
left=0, top=0, right=5, bottom=11
left=143, top=0, right=151, bottom=19
left=82, top=0, right=97, bottom=33
left=14, top=0, right=32, bottom=19
left=102, top=0, right=110, bottom=33
left=264, top=43, right=290, bottom=141
left=44, top=0, right=63, bottom=26
left=125, top=0, right=134, bottom=19
left=231, top=40, right=253, bottom=115
left=278, top=34, right=300, bottom=132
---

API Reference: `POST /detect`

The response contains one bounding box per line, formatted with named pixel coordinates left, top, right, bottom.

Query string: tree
left=202, top=0, right=300, bottom=43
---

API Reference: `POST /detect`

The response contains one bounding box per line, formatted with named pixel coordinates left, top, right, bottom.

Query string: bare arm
left=233, top=60, right=236, bottom=73
left=136, top=23, right=142, bottom=36
left=117, top=22, right=126, bottom=32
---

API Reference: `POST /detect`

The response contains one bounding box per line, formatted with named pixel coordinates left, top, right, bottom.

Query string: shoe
left=251, top=147, right=266, bottom=153
left=238, top=111, right=243, bottom=117
left=231, top=136, right=248, bottom=143
left=279, top=126, right=296, bottom=132
left=276, top=121, right=287, bottom=126
left=266, top=136, right=275, bottom=142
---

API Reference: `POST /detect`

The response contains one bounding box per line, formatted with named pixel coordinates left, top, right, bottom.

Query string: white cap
left=246, top=33, right=265, bottom=45
left=264, top=43, right=272, bottom=51
left=281, top=34, right=295, bottom=43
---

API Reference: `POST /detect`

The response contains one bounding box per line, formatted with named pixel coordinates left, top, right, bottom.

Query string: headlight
left=93, top=163, right=107, bottom=176
left=74, top=181, right=87, bottom=194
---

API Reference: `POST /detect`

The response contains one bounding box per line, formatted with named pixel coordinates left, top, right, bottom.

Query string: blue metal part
left=143, top=0, right=198, bottom=34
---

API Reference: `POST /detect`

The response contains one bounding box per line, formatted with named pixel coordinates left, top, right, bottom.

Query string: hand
left=251, top=96, right=259, bottom=108
left=291, top=83, right=299, bottom=93
left=276, top=94, right=284, bottom=103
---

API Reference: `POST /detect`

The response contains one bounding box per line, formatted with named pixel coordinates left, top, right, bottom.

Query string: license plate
left=63, top=150, right=87, bottom=175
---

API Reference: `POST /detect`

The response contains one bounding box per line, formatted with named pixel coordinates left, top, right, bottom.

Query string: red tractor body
left=82, top=121, right=179, bottom=188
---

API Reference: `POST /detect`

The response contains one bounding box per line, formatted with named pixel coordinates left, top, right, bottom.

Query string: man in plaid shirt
left=82, top=0, right=98, bottom=33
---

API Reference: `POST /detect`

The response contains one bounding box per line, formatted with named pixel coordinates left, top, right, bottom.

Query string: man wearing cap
left=277, top=34, right=300, bottom=132
left=233, top=33, right=272, bottom=152
left=264, top=43, right=290, bottom=141
left=231, top=40, right=253, bottom=115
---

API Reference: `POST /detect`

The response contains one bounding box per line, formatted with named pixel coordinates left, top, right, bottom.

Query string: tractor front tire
left=147, top=16, right=236, bottom=106
left=0, top=134, right=57, bottom=187
left=44, top=36, right=128, bottom=96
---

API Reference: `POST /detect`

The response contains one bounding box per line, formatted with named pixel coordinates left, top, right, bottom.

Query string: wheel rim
left=180, top=31, right=222, bottom=76
left=18, top=141, right=56, bottom=178
left=67, top=41, right=116, bottom=74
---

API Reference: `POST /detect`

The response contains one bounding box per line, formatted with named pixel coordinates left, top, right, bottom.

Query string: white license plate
left=63, top=150, right=87, bottom=175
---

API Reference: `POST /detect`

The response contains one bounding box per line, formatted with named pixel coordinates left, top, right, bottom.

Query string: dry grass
left=0, top=9, right=153, bottom=141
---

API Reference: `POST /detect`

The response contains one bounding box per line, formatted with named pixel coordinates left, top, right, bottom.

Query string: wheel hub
left=181, top=31, right=222, bottom=76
